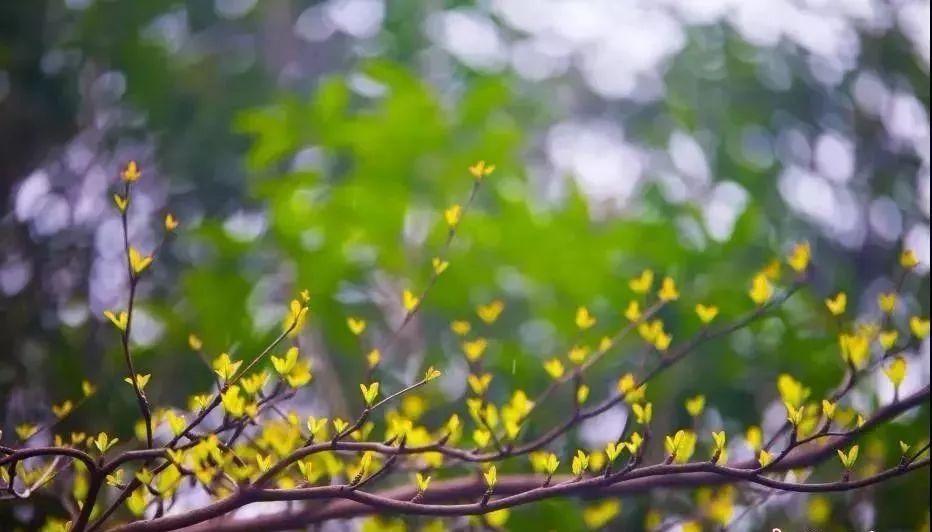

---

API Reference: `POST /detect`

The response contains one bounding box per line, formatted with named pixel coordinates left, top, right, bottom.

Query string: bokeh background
left=1, top=0, right=929, bottom=530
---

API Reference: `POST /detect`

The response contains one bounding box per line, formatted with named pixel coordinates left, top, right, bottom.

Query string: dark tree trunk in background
left=0, top=0, right=77, bottom=205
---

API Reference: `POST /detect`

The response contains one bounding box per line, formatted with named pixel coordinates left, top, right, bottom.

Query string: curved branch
left=0, top=446, right=98, bottom=474
left=113, top=459, right=929, bottom=532
left=108, top=386, right=929, bottom=532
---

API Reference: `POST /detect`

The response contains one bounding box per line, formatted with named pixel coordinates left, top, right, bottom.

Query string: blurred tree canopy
left=1, top=1, right=929, bottom=530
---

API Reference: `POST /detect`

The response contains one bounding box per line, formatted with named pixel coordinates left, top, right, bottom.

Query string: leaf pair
left=837, top=445, right=860, bottom=470
left=360, top=382, right=380, bottom=406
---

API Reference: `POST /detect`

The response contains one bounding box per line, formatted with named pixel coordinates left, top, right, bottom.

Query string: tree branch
left=107, top=385, right=930, bottom=532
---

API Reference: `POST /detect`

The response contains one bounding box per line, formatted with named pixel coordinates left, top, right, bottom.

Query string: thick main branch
left=107, top=385, right=929, bottom=532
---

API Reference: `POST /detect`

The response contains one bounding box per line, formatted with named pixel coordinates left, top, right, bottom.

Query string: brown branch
left=84, top=317, right=303, bottom=532
left=110, top=457, right=929, bottom=532
left=376, top=177, right=482, bottom=356
left=116, top=181, right=154, bottom=451
left=0, top=447, right=98, bottom=474
left=103, top=385, right=929, bottom=532
left=212, top=285, right=854, bottom=496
